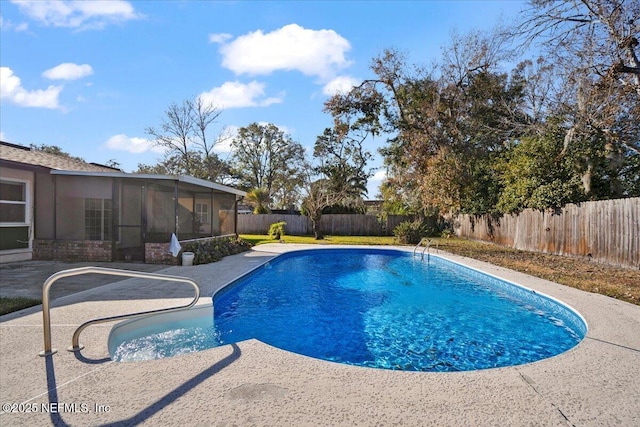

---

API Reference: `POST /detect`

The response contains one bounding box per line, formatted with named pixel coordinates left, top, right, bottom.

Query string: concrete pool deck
left=0, top=244, right=638, bottom=426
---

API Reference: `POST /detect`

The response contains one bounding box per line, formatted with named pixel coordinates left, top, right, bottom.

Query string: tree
left=135, top=160, right=173, bottom=175
left=301, top=177, right=350, bottom=239
left=313, top=127, right=373, bottom=206
left=517, top=0, right=640, bottom=97
left=510, top=57, right=562, bottom=133
left=105, top=159, right=121, bottom=169
left=298, top=125, right=374, bottom=238
left=245, top=187, right=271, bottom=214
left=270, top=176, right=303, bottom=212
left=326, top=32, right=524, bottom=217
left=145, top=97, right=230, bottom=179
left=136, top=151, right=233, bottom=183
left=190, top=151, right=233, bottom=184
left=515, top=0, right=640, bottom=197
left=190, top=97, right=232, bottom=182
left=230, top=123, right=306, bottom=209
left=146, top=100, right=194, bottom=174
left=30, top=144, right=85, bottom=162
left=497, top=120, right=584, bottom=213
left=191, top=97, right=223, bottom=157
left=320, top=7, right=639, bottom=216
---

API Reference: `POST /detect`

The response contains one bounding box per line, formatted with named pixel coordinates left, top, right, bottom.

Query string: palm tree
left=245, top=187, right=271, bottom=214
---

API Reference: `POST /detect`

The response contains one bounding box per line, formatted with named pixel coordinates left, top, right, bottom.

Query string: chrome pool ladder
left=39, top=266, right=200, bottom=357
left=412, top=238, right=438, bottom=261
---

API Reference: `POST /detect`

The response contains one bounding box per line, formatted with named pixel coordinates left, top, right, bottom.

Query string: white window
left=85, top=198, right=112, bottom=241
left=0, top=180, right=27, bottom=224
left=195, top=202, right=209, bottom=225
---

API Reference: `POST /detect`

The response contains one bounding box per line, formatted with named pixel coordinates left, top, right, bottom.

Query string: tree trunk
left=621, top=36, right=640, bottom=96
left=311, top=215, right=323, bottom=240
left=581, top=158, right=593, bottom=195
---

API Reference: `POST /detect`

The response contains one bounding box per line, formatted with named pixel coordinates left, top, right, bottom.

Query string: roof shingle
left=0, top=141, right=118, bottom=173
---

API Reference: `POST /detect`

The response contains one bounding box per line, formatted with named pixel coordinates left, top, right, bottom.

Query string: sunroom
left=33, top=171, right=245, bottom=264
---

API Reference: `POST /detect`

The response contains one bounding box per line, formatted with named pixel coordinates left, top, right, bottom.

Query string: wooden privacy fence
left=238, top=214, right=412, bottom=236
left=455, top=197, right=639, bottom=269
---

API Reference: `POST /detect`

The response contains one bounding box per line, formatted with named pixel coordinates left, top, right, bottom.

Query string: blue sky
left=1, top=0, right=527, bottom=197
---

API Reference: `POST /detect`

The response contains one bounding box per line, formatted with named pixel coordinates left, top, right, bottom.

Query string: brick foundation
left=32, top=239, right=181, bottom=265
left=145, top=243, right=179, bottom=265
left=33, top=239, right=112, bottom=262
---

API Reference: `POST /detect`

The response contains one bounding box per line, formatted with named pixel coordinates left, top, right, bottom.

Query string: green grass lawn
left=0, top=297, right=41, bottom=316
left=239, top=234, right=397, bottom=246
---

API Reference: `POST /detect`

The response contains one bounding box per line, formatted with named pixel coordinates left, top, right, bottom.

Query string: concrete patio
left=0, top=244, right=638, bottom=426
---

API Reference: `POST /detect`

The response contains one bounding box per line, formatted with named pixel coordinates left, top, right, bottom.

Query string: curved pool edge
left=429, top=251, right=588, bottom=337
left=222, top=245, right=588, bottom=340
left=109, top=245, right=588, bottom=368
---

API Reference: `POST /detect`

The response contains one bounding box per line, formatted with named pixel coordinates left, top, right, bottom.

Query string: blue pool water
left=110, top=249, right=586, bottom=371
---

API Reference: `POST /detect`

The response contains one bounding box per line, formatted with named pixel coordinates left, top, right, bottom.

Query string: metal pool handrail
left=413, top=238, right=429, bottom=257
left=421, top=239, right=432, bottom=260
left=412, top=238, right=439, bottom=261
left=39, top=266, right=200, bottom=357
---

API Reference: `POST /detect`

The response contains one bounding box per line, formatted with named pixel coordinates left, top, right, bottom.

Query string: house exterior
left=0, top=141, right=245, bottom=264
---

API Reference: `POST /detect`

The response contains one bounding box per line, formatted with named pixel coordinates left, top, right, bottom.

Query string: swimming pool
left=109, top=248, right=586, bottom=371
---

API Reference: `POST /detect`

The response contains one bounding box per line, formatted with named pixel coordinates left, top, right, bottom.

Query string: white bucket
left=182, top=252, right=195, bottom=266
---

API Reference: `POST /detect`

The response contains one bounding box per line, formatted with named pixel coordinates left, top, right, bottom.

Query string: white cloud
left=42, top=63, right=93, bottom=80
left=10, top=0, right=141, bottom=30
left=208, top=32, right=231, bottom=44
left=103, top=134, right=162, bottom=154
left=0, top=66, right=62, bottom=108
left=371, top=169, right=387, bottom=182
left=218, top=24, right=351, bottom=80
left=198, top=80, right=283, bottom=109
left=366, top=169, right=387, bottom=199
left=0, top=16, right=29, bottom=31
left=322, top=75, right=359, bottom=96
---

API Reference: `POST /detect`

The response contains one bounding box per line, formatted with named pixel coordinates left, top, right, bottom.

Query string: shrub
left=393, top=220, right=429, bottom=244
left=441, top=226, right=455, bottom=238
left=181, top=237, right=252, bottom=265
left=268, top=221, right=287, bottom=239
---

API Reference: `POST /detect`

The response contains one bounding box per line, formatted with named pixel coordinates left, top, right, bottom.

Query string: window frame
left=0, top=178, right=29, bottom=226
left=84, top=198, right=113, bottom=241
left=195, top=201, right=210, bottom=225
